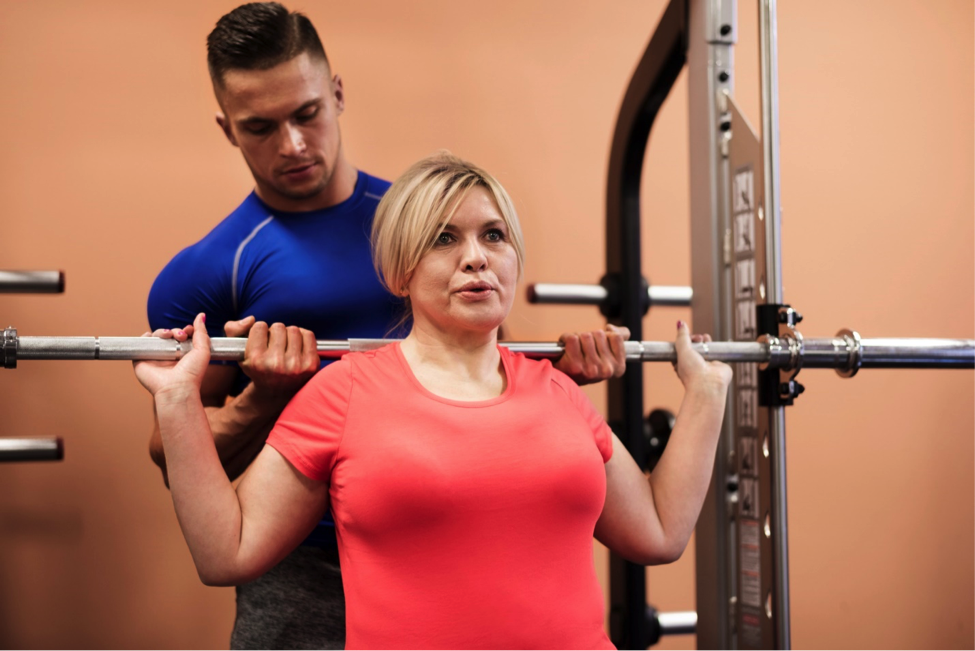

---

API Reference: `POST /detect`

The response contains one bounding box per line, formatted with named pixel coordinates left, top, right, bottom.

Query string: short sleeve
left=266, top=359, right=354, bottom=482
left=551, top=371, right=614, bottom=463
left=147, top=246, right=237, bottom=337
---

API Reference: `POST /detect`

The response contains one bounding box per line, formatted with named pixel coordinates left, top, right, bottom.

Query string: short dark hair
left=207, top=2, right=328, bottom=86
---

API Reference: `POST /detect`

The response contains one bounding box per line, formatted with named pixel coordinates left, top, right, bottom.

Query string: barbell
left=3, top=327, right=972, bottom=377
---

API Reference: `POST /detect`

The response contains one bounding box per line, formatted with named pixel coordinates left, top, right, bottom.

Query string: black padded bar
left=604, top=1, right=689, bottom=648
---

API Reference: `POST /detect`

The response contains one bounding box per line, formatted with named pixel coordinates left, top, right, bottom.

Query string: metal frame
left=603, top=0, right=688, bottom=646
left=606, top=0, right=779, bottom=647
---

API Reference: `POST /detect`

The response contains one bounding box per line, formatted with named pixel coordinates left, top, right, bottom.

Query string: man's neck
left=256, top=159, right=359, bottom=212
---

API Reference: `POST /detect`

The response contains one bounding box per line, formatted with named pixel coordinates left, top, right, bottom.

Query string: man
left=145, top=3, right=629, bottom=648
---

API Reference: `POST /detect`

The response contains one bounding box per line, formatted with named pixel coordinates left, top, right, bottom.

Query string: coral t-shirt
left=266, top=342, right=615, bottom=649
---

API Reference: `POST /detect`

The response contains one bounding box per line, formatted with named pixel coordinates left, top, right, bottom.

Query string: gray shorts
left=230, top=545, right=345, bottom=650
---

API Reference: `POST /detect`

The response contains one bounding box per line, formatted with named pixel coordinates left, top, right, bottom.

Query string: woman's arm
left=136, top=314, right=329, bottom=585
left=148, top=318, right=321, bottom=486
left=594, top=321, right=732, bottom=565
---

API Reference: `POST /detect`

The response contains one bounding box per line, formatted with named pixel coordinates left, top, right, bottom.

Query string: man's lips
left=280, top=162, right=317, bottom=176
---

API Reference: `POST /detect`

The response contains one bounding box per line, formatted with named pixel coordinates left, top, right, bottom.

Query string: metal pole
left=0, top=437, right=64, bottom=462
left=758, top=1, right=789, bottom=646
left=657, top=610, right=698, bottom=636
left=527, top=283, right=693, bottom=308
left=6, top=329, right=973, bottom=368
left=0, top=270, right=65, bottom=294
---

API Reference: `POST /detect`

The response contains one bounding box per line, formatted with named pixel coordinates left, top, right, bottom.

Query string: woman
left=135, top=152, right=731, bottom=649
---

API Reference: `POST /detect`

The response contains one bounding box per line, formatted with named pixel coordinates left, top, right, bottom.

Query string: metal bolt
left=718, top=71, right=730, bottom=82
left=720, top=24, right=732, bottom=36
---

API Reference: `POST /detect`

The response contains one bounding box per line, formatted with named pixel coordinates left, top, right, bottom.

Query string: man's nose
left=280, top=123, right=306, bottom=157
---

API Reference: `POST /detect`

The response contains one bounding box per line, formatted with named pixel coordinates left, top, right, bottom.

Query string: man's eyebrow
left=237, top=99, right=323, bottom=126
left=237, top=115, right=272, bottom=127
left=293, top=98, right=322, bottom=114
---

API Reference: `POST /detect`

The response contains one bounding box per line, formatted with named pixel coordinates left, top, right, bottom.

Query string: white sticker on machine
left=740, top=477, right=759, bottom=518
left=741, top=519, right=762, bottom=609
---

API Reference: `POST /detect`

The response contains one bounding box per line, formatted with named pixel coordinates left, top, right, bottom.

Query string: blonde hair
left=371, top=152, right=526, bottom=323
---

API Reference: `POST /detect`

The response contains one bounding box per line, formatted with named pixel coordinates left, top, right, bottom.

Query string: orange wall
left=0, top=1, right=971, bottom=649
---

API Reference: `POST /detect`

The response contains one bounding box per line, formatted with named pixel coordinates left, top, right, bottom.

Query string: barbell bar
left=0, top=270, right=65, bottom=294
left=3, top=327, right=972, bottom=376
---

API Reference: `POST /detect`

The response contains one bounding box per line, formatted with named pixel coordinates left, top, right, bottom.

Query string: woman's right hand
left=134, top=312, right=212, bottom=399
left=673, top=320, right=733, bottom=393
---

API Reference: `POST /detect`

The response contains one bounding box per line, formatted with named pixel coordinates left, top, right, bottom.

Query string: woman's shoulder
left=501, top=347, right=573, bottom=388
left=310, top=342, right=402, bottom=385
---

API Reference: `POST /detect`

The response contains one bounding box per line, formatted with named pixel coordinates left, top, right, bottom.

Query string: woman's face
left=406, top=186, right=519, bottom=338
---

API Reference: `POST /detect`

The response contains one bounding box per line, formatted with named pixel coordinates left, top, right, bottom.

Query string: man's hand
left=554, top=324, right=631, bottom=385
left=225, top=316, right=320, bottom=400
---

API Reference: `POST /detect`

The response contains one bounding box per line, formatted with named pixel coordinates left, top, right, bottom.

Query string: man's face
left=215, top=52, right=345, bottom=211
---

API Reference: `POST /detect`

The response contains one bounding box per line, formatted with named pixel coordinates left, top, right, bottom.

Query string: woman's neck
left=399, top=323, right=505, bottom=401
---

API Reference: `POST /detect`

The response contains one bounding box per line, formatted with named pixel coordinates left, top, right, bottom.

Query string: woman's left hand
left=672, top=320, right=733, bottom=392
left=133, top=312, right=212, bottom=399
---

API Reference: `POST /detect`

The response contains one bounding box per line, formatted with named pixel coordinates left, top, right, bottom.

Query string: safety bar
left=0, top=270, right=65, bottom=294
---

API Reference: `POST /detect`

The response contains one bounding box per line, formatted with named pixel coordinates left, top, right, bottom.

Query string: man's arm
left=148, top=317, right=320, bottom=486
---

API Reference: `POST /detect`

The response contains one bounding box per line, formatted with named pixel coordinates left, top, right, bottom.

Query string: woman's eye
left=485, top=229, right=505, bottom=242
left=435, top=232, right=453, bottom=245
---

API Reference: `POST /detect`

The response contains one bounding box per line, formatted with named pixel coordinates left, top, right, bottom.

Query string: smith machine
left=0, top=2, right=972, bottom=649
left=528, top=0, right=974, bottom=649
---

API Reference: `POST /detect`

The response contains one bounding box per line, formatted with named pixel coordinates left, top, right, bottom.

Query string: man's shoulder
left=151, top=193, right=267, bottom=286
left=358, top=171, right=391, bottom=202
left=165, top=193, right=271, bottom=263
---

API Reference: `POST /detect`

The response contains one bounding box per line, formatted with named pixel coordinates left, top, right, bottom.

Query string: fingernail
left=175, top=330, right=184, bottom=337
left=677, top=320, right=684, bottom=329
left=201, top=314, right=206, bottom=324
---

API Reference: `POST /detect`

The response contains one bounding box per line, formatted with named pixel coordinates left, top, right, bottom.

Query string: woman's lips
left=455, top=285, right=495, bottom=301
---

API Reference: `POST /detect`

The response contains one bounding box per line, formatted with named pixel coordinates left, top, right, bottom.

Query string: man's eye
left=247, top=125, right=272, bottom=135
left=297, top=108, right=320, bottom=122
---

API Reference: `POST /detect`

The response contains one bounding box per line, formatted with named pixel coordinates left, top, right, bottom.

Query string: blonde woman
left=135, top=152, right=731, bottom=649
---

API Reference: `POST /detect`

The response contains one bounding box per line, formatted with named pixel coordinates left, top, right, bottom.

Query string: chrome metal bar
left=0, top=270, right=64, bottom=294
left=657, top=610, right=698, bottom=636
left=0, top=437, right=64, bottom=462
left=759, top=0, right=790, bottom=645
left=526, top=282, right=692, bottom=307
left=650, top=285, right=695, bottom=307
left=527, top=283, right=608, bottom=305
left=860, top=338, right=975, bottom=369
left=8, top=330, right=973, bottom=368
